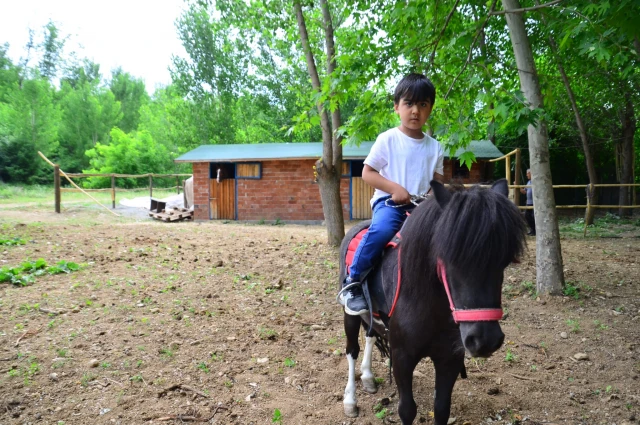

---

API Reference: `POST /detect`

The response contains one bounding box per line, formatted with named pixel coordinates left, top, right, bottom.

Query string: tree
left=0, top=76, right=60, bottom=183
left=501, top=0, right=564, bottom=295
left=109, top=68, right=150, bottom=133
left=0, top=44, right=20, bottom=103
left=39, top=21, right=65, bottom=82
left=293, top=0, right=345, bottom=246
left=84, top=128, right=174, bottom=188
left=57, top=62, right=122, bottom=172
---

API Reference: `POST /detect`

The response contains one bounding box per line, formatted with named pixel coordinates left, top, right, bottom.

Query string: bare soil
left=0, top=206, right=639, bottom=425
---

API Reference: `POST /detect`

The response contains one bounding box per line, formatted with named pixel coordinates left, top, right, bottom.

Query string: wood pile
left=149, top=207, right=193, bottom=222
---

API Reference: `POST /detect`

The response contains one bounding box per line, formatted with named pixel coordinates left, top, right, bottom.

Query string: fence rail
left=54, top=170, right=192, bottom=211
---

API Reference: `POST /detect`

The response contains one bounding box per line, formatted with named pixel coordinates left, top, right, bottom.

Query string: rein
left=437, top=258, right=503, bottom=323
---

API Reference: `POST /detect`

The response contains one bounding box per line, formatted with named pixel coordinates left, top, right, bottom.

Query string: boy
left=338, top=73, right=445, bottom=316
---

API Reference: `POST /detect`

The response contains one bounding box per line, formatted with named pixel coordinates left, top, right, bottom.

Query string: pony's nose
left=461, top=323, right=505, bottom=358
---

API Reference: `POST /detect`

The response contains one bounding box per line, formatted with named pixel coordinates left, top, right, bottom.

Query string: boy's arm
left=362, top=165, right=411, bottom=204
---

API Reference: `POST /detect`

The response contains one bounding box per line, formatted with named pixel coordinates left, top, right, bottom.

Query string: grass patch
left=558, top=213, right=639, bottom=238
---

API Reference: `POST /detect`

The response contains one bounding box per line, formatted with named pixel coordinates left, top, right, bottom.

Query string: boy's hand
left=391, top=187, right=411, bottom=205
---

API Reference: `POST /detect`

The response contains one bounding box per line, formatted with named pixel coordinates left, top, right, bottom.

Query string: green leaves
left=0, top=259, right=81, bottom=287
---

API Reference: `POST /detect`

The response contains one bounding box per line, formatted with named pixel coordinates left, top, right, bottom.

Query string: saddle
left=345, top=227, right=402, bottom=327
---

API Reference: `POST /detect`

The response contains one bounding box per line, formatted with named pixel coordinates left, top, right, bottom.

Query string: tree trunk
left=294, top=0, right=345, bottom=246
left=544, top=29, right=599, bottom=225
left=619, top=94, right=635, bottom=217
left=503, top=0, right=564, bottom=295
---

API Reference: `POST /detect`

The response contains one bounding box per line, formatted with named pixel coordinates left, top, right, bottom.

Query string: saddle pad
left=345, top=228, right=400, bottom=270
left=344, top=227, right=402, bottom=320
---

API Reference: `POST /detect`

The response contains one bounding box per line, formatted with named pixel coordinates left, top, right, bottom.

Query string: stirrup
left=336, top=280, right=362, bottom=303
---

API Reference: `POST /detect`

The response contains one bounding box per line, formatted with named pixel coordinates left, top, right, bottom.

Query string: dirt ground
left=0, top=205, right=639, bottom=425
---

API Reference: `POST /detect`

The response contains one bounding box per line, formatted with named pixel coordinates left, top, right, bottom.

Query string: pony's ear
left=430, top=180, right=451, bottom=208
left=491, top=179, right=509, bottom=198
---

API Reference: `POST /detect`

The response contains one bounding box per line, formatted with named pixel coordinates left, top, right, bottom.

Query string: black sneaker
left=338, top=279, right=369, bottom=316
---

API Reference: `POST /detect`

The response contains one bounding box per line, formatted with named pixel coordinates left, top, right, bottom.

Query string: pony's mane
left=400, top=184, right=526, bottom=290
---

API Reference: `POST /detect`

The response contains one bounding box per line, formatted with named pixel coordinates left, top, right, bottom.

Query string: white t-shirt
left=364, top=127, right=444, bottom=206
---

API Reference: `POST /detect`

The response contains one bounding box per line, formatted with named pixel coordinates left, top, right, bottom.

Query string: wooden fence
left=54, top=169, right=192, bottom=212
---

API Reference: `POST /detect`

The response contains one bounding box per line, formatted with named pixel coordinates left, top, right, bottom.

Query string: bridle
left=437, top=258, right=503, bottom=323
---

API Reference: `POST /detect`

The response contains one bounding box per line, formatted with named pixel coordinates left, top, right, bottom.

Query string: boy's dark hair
left=394, top=73, right=436, bottom=105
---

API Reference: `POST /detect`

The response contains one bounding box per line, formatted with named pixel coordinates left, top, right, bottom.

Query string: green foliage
left=272, top=409, right=282, bottom=423
left=84, top=128, right=173, bottom=188
left=0, top=259, right=81, bottom=286
left=0, top=237, right=26, bottom=246
left=504, top=347, right=517, bottom=363
left=109, top=68, right=150, bottom=133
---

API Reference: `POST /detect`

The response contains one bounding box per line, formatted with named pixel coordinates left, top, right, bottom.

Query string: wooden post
left=54, top=165, right=61, bottom=214
left=177, top=176, right=180, bottom=194
left=149, top=175, right=153, bottom=198
left=111, top=175, right=116, bottom=209
left=514, top=149, right=521, bottom=206
left=584, top=184, right=592, bottom=237
left=505, top=154, right=512, bottom=202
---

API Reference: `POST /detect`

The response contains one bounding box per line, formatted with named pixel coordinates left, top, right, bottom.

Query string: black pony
left=339, top=179, right=526, bottom=425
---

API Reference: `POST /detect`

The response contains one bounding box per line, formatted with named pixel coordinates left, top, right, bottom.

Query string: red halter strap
left=437, top=258, right=503, bottom=323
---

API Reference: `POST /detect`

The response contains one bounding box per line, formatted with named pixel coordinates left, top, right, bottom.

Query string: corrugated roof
left=174, top=140, right=503, bottom=163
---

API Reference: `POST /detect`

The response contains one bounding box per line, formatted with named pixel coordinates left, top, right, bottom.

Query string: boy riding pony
left=338, top=73, right=445, bottom=315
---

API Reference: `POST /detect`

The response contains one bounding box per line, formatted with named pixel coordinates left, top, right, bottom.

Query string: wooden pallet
left=149, top=207, right=193, bottom=222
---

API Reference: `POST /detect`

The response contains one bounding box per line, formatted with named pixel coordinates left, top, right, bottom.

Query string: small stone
left=256, top=357, right=269, bottom=364
left=214, top=260, right=223, bottom=267
left=605, top=292, right=613, bottom=298
left=487, top=387, right=500, bottom=395
left=560, top=332, right=568, bottom=339
left=310, top=325, right=325, bottom=331
left=49, top=373, right=59, bottom=381
left=573, top=353, right=589, bottom=361
left=89, top=359, right=100, bottom=368
left=268, top=279, right=283, bottom=290
left=150, top=308, right=160, bottom=314
left=413, top=370, right=426, bottom=378
left=447, top=418, right=457, bottom=425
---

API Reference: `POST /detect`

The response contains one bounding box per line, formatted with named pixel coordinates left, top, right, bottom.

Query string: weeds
left=566, top=319, right=581, bottom=333
left=504, top=348, right=517, bottom=362
left=0, top=259, right=81, bottom=286
left=0, top=237, right=26, bottom=246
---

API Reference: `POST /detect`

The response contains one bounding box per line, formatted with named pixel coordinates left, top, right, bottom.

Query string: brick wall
left=191, top=159, right=490, bottom=221
left=191, top=160, right=350, bottom=221
left=192, top=162, right=210, bottom=220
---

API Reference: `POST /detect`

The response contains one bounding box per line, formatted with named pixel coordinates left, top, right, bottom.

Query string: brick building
left=175, top=141, right=503, bottom=222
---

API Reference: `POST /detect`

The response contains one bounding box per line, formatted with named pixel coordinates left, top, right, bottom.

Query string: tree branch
left=293, top=0, right=333, bottom=162
left=444, top=0, right=498, bottom=100
left=489, top=0, right=564, bottom=15
left=429, top=0, right=461, bottom=67
left=319, top=0, right=343, bottom=169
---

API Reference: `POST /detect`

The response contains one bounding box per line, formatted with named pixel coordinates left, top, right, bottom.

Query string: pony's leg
left=432, top=356, right=464, bottom=425
left=343, top=313, right=361, bottom=417
left=360, top=335, right=377, bottom=394
left=392, top=349, right=420, bottom=425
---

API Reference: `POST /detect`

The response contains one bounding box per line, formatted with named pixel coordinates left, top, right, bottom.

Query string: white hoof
left=343, top=403, right=359, bottom=418
left=361, top=379, right=378, bottom=394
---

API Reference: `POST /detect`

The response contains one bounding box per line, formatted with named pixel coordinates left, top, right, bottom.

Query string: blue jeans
left=348, top=196, right=412, bottom=281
